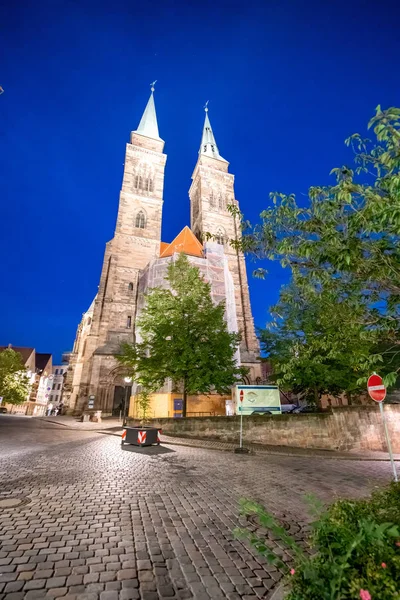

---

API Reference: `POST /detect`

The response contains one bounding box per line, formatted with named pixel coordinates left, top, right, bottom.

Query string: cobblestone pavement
left=0, top=416, right=394, bottom=600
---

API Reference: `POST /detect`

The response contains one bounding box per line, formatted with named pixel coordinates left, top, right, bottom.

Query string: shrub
left=235, top=483, right=400, bottom=599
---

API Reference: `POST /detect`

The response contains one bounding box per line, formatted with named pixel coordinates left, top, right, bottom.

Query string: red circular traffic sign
left=367, top=374, right=386, bottom=403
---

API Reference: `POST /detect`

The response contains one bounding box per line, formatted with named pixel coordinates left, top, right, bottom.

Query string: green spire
left=199, top=104, right=226, bottom=161
left=135, top=82, right=160, bottom=140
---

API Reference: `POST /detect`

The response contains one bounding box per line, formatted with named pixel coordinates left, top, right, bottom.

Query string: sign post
left=367, top=374, right=398, bottom=482
left=239, top=389, right=244, bottom=449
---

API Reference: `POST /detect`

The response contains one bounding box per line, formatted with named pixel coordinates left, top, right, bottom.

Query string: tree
left=261, top=279, right=384, bottom=406
left=118, top=253, right=247, bottom=417
left=0, top=349, right=31, bottom=405
left=234, top=106, right=400, bottom=390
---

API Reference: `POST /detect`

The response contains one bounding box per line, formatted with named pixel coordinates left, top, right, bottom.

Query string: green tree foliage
left=260, top=281, right=384, bottom=405
left=0, top=349, right=31, bottom=405
left=237, top=106, right=400, bottom=394
left=118, top=254, right=247, bottom=416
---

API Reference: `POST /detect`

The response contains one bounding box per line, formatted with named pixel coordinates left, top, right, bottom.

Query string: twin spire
left=134, top=83, right=226, bottom=162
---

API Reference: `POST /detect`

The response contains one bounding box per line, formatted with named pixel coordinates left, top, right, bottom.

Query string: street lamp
left=123, top=377, right=132, bottom=427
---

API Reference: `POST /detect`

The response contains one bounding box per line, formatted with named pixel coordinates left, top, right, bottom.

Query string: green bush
left=235, top=483, right=400, bottom=600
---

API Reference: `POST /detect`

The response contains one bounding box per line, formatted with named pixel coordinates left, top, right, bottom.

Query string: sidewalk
left=159, top=434, right=400, bottom=462
left=40, top=416, right=400, bottom=461
left=38, top=415, right=123, bottom=430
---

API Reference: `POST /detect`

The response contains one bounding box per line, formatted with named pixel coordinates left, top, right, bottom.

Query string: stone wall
left=152, top=405, right=400, bottom=453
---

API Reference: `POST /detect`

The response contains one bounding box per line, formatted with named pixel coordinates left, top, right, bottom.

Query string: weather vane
left=204, top=100, right=209, bottom=112
left=150, top=80, right=157, bottom=92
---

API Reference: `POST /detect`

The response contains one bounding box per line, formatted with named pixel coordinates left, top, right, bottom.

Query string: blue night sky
left=1, top=0, right=399, bottom=362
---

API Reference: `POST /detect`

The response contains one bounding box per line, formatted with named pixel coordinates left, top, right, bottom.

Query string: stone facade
left=153, top=405, right=400, bottom=453
left=67, top=90, right=261, bottom=415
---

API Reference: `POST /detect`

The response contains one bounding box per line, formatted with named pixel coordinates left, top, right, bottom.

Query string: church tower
left=71, top=86, right=167, bottom=413
left=189, top=107, right=260, bottom=378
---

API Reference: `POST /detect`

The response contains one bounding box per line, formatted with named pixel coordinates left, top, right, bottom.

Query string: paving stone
left=46, top=588, right=68, bottom=597
left=24, top=579, right=46, bottom=590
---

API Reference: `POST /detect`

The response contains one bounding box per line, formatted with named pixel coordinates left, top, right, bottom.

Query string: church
left=64, top=86, right=261, bottom=417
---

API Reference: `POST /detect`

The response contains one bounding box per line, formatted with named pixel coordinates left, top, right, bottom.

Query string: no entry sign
left=367, top=374, right=386, bottom=403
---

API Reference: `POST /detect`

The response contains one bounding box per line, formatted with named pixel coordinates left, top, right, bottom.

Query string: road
left=0, top=415, right=393, bottom=600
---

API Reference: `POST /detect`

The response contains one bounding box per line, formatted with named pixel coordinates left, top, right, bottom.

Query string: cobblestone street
left=0, top=416, right=394, bottom=600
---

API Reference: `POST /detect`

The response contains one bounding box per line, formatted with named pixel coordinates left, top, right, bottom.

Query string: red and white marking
left=239, top=390, right=244, bottom=402
left=367, top=374, right=386, bottom=403
left=121, top=430, right=127, bottom=441
left=138, top=431, right=147, bottom=444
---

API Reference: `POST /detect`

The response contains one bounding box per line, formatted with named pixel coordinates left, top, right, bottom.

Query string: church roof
left=134, top=85, right=161, bottom=141
left=199, top=107, right=227, bottom=162
left=159, top=226, right=203, bottom=259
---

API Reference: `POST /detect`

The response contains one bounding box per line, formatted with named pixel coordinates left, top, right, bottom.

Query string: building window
left=55, top=369, right=58, bottom=375
left=52, top=384, right=56, bottom=390
left=135, top=211, right=146, bottom=229
left=57, top=384, right=61, bottom=390
left=128, top=282, right=134, bottom=291
left=60, top=369, right=63, bottom=374
left=127, top=316, right=132, bottom=328
left=55, top=395, right=58, bottom=402
left=50, top=395, right=53, bottom=402
left=218, top=194, right=225, bottom=210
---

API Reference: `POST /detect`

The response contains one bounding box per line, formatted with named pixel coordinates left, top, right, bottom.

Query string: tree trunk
left=314, top=385, right=322, bottom=411
left=182, top=378, right=187, bottom=418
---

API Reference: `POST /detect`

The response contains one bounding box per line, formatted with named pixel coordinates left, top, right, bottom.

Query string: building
left=48, top=365, right=67, bottom=409
left=65, top=87, right=261, bottom=415
left=0, top=345, right=52, bottom=415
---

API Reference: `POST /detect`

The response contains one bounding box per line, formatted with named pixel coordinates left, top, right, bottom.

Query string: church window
left=138, top=176, right=143, bottom=190
left=218, top=194, right=225, bottom=210
left=215, top=228, right=225, bottom=245
left=57, top=384, right=61, bottom=390
left=135, top=211, right=146, bottom=229
left=148, top=178, right=154, bottom=192
left=134, top=175, right=139, bottom=188
left=87, top=317, right=92, bottom=326
left=55, top=369, right=58, bottom=375
left=52, top=383, right=56, bottom=390
left=209, top=191, right=215, bottom=207
left=127, top=316, right=132, bottom=328
left=128, top=282, right=134, bottom=291
left=203, top=145, right=207, bottom=152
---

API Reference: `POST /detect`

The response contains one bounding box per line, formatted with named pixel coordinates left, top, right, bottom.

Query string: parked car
left=291, top=405, right=319, bottom=414
left=251, top=404, right=298, bottom=416
left=0, top=406, right=7, bottom=414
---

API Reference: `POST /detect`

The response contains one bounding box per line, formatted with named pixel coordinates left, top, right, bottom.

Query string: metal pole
left=379, top=402, right=398, bottom=482
left=123, top=386, right=129, bottom=427
left=239, top=406, right=243, bottom=449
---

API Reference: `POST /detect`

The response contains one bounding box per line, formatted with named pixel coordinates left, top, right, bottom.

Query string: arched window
left=87, top=317, right=92, bottom=326
left=135, top=211, right=146, bottom=229
left=218, top=194, right=225, bottom=210
left=209, top=191, right=215, bottom=207
left=148, top=178, right=154, bottom=192
left=215, top=228, right=225, bottom=245
left=128, top=282, right=134, bottom=291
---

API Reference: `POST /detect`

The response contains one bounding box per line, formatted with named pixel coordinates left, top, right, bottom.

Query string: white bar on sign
left=368, top=385, right=385, bottom=391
